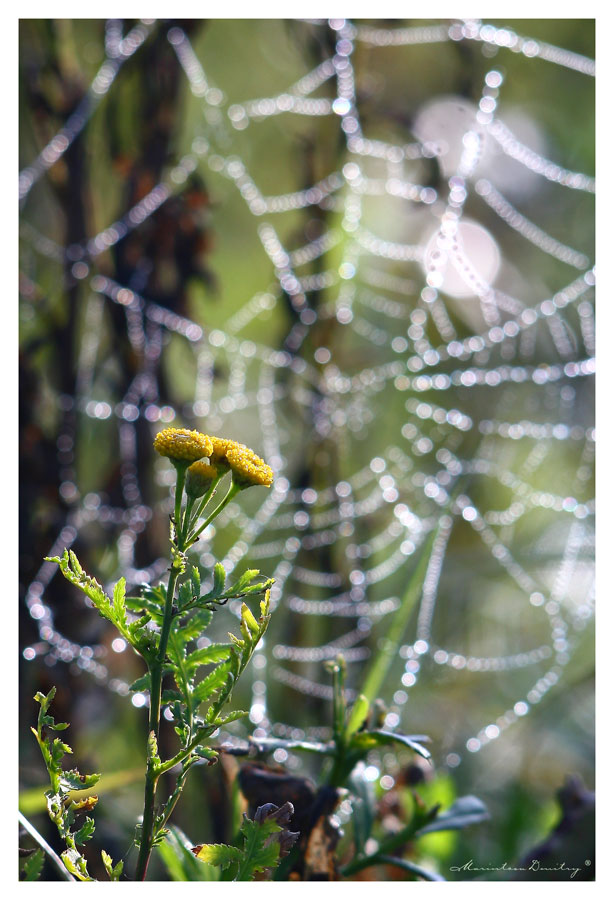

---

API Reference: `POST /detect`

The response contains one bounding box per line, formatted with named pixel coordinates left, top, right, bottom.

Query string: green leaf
left=112, top=578, right=127, bottom=629
left=176, top=609, right=213, bottom=642
left=193, top=747, right=219, bottom=763
left=192, top=810, right=286, bottom=882
left=73, top=816, right=96, bottom=845
left=158, top=826, right=218, bottom=881
left=415, top=795, right=489, bottom=835
left=212, top=563, right=226, bottom=597
left=190, top=567, right=201, bottom=598
left=211, top=709, right=248, bottom=726
left=34, top=686, right=56, bottom=712
left=345, top=693, right=370, bottom=740
left=348, top=769, right=375, bottom=854
left=129, top=674, right=151, bottom=693
left=240, top=603, right=260, bottom=638
left=101, top=849, right=124, bottom=881
left=162, top=689, right=183, bottom=704
left=235, top=815, right=282, bottom=881
left=21, top=848, right=44, bottom=881
left=47, top=551, right=143, bottom=652
left=59, top=770, right=100, bottom=792
left=193, top=659, right=235, bottom=706
left=185, top=643, right=233, bottom=670
left=228, top=568, right=260, bottom=595
left=350, top=730, right=431, bottom=760
left=178, top=580, right=194, bottom=610
left=193, top=842, right=243, bottom=869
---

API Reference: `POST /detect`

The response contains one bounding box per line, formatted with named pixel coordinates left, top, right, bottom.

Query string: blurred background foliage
left=19, top=18, right=594, bottom=880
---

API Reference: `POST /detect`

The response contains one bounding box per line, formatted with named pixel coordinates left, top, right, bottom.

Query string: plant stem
left=186, top=481, right=240, bottom=548
left=173, top=463, right=187, bottom=536
left=136, top=465, right=189, bottom=881
left=135, top=764, right=158, bottom=881
left=148, top=567, right=180, bottom=736
left=193, top=475, right=223, bottom=522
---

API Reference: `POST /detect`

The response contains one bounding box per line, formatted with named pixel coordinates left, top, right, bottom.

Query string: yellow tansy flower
left=208, top=436, right=236, bottom=472
left=226, top=444, right=274, bottom=489
left=153, top=428, right=213, bottom=464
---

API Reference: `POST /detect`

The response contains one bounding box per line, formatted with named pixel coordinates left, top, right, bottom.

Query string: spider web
left=20, top=18, right=595, bottom=769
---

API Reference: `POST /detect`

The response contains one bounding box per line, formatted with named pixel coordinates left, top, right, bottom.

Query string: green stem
left=135, top=764, right=158, bottom=881
left=136, top=462, right=190, bottom=881
left=193, top=475, right=223, bottom=522
left=180, top=495, right=195, bottom=546
left=173, top=463, right=187, bottom=537
left=156, top=725, right=215, bottom=777
left=180, top=474, right=223, bottom=546
left=186, top=481, right=241, bottom=548
left=155, top=758, right=197, bottom=834
left=148, top=566, right=180, bottom=737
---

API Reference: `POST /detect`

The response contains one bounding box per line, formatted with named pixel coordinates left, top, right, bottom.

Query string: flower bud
left=185, top=460, right=219, bottom=498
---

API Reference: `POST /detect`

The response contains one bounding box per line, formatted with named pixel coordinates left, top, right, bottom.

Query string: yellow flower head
left=226, top=444, right=274, bottom=489
left=185, top=460, right=219, bottom=498
left=153, top=428, right=213, bottom=464
left=208, top=436, right=235, bottom=473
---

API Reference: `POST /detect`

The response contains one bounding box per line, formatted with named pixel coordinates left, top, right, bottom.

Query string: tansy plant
left=36, top=428, right=275, bottom=880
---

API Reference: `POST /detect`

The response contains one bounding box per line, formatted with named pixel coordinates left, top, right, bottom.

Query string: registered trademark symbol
left=585, top=860, right=591, bottom=866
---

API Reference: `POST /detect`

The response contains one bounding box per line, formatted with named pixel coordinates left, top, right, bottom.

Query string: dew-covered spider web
left=20, top=18, right=595, bottom=773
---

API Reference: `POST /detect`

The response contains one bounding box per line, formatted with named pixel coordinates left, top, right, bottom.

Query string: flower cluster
left=154, top=427, right=273, bottom=490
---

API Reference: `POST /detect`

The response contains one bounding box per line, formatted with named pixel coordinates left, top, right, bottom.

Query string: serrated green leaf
left=235, top=816, right=282, bottom=881
left=162, top=689, right=183, bottom=704
left=193, top=842, right=243, bottom=869
left=101, top=849, right=123, bottom=880
left=212, top=563, right=226, bottom=597
left=176, top=609, right=213, bottom=642
left=228, top=568, right=260, bottom=595
left=61, top=848, right=92, bottom=881
left=185, top=643, right=233, bottom=670
left=34, top=686, right=56, bottom=710
left=194, top=747, right=219, bottom=762
left=212, top=709, right=248, bottom=726
left=193, top=659, right=234, bottom=706
left=178, top=580, right=194, bottom=609
left=51, top=738, right=72, bottom=764
left=190, top=567, right=201, bottom=597
left=60, top=770, right=100, bottom=791
left=73, top=816, right=96, bottom=845
left=21, top=847, right=45, bottom=881
left=129, top=674, right=151, bottom=693
left=60, top=849, right=81, bottom=878
left=113, top=578, right=127, bottom=629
